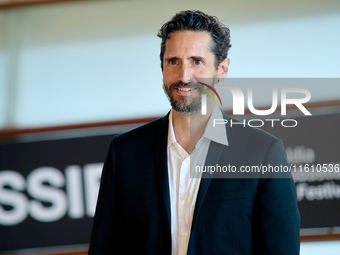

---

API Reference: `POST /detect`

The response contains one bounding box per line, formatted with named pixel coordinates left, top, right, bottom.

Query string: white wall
left=229, top=13, right=340, bottom=78
left=301, top=240, right=340, bottom=255
left=0, top=11, right=8, bottom=128
left=0, top=0, right=339, bottom=129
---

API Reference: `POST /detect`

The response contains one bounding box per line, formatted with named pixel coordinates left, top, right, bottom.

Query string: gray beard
left=169, top=94, right=201, bottom=115
left=163, top=82, right=202, bottom=116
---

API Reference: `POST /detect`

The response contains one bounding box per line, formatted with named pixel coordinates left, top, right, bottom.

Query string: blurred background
left=0, top=0, right=339, bottom=254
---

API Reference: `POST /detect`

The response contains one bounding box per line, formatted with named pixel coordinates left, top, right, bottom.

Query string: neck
left=172, top=103, right=213, bottom=154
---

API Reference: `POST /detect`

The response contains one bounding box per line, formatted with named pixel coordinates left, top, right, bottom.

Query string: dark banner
left=261, top=110, right=340, bottom=231
left=0, top=134, right=113, bottom=252
left=0, top=108, right=339, bottom=252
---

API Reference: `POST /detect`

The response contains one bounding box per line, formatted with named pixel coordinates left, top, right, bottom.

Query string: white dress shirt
left=167, top=106, right=228, bottom=255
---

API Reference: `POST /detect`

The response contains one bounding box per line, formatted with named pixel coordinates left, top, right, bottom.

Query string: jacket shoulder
left=225, top=114, right=282, bottom=146
left=113, top=114, right=168, bottom=148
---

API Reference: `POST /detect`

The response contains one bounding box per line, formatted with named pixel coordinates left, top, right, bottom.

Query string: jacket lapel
left=191, top=141, right=226, bottom=228
left=191, top=112, right=231, bottom=229
left=154, top=112, right=171, bottom=230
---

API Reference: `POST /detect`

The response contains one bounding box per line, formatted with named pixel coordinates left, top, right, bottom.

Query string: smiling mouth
left=177, top=87, right=192, bottom=92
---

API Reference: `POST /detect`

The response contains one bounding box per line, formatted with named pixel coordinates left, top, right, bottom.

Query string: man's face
left=162, top=30, right=229, bottom=115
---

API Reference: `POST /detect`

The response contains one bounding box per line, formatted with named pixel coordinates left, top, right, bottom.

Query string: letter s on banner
left=0, top=171, right=28, bottom=226
left=27, top=167, right=67, bottom=222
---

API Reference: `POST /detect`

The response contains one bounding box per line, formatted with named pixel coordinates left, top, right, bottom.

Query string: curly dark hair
left=157, top=10, right=232, bottom=70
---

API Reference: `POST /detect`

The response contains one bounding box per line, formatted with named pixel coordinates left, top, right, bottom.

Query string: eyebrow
left=190, top=56, right=206, bottom=62
left=164, top=56, right=207, bottom=62
left=164, top=56, right=180, bottom=62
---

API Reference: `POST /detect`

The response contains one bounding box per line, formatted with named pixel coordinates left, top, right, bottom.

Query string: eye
left=194, top=59, right=203, bottom=65
left=168, top=59, right=178, bottom=65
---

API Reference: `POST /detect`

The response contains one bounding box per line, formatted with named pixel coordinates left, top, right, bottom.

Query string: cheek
left=192, top=66, right=213, bottom=77
left=163, top=69, right=177, bottom=83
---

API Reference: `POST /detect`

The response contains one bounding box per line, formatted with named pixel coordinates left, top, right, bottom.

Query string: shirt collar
left=167, top=110, right=176, bottom=148
left=203, top=105, right=229, bottom=146
left=167, top=106, right=228, bottom=148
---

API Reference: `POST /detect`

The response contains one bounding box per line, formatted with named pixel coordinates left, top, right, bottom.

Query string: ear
left=218, top=58, right=230, bottom=82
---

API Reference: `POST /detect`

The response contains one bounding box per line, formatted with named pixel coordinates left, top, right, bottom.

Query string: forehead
left=164, top=30, right=213, bottom=56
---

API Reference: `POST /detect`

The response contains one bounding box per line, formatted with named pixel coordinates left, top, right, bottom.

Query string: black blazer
left=89, top=112, right=300, bottom=255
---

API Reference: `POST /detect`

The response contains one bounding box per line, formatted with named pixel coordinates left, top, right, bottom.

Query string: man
left=89, top=10, right=300, bottom=255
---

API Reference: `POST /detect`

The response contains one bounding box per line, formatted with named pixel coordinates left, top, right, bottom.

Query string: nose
left=178, top=63, right=193, bottom=83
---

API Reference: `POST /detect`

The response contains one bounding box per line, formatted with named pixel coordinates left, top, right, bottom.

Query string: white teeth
left=178, top=88, right=192, bottom=92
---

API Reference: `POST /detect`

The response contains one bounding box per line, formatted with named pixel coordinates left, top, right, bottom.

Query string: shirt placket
left=178, top=155, right=190, bottom=255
